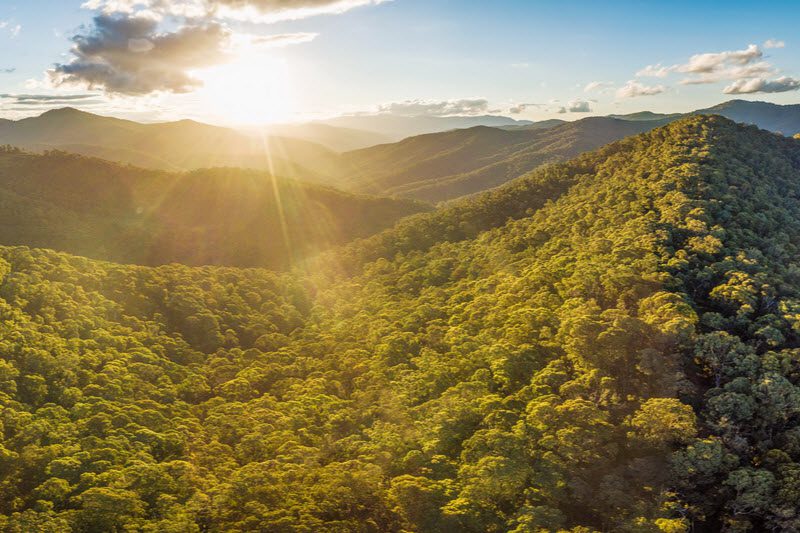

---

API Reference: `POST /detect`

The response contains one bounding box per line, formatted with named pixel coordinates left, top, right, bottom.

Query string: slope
left=0, top=147, right=428, bottom=268
left=694, top=99, right=800, bottom=135
left=319, top=113, right=534, bottom=141
left=1, top=117, right=800, bottom=532
left=0, top=108, right=342, bottom=183
left=340, top=116, right=674, bottom=203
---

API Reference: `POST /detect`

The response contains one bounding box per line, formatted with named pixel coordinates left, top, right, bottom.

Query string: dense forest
left=0, top=147, right=428, bottom=269
left=339, top=117, right=673, bottom=202
left=0, top=116, right=800, bottom=531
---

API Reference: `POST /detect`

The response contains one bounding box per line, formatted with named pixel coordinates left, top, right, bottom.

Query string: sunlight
left=195, top=53, right=295, bottom=125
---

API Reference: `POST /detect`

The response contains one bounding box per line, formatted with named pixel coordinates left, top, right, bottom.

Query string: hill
left=318, top=113, right=534, bottom=142
left=262, top=122, right=392, bottom=152
left=340, top=116, right=674, bottom=202
left=694, top=99, right=800, bottom=135
left=0, top=108, right=342, bottom=182
left=0, top=147, right=428, bottom=268
left=1, top=117, right=799, bottom=531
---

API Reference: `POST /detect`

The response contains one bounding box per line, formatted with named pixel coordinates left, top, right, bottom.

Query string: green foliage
left=0, top=150, right=428, bottom=269
left=341, top=116, right=673, bottom=202
left=0, top=115, right=798, bottom=531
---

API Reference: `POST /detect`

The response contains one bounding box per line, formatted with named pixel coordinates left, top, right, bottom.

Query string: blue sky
left=1, top=0, right=799, bottom=125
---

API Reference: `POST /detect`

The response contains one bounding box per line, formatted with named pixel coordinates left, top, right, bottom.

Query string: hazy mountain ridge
left=0, top=147, right=429, bottom=268
left=340, top=116, right=675, bottom=202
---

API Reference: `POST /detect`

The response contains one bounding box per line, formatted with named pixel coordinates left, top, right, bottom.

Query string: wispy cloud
left=636, top=64, right=672, bottom=78
left=584, top=81, right=612, bottom=93
left=82, top=0, right=389, bottom=23
left=616, top=80, right=665, bottom=98
left=508, top=102, right=544, bottom=114
left=632, top=42, right=799, bottom=95
left=0, top=20, right=22, bottom=38
left=376, top=98, right=493, bottom=117
left=724, top=76, right=800, bottom=94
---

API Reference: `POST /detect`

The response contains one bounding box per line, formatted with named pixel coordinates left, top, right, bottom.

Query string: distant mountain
left=340, top=116, right=673, bottom=202
left=499, top=119, right=568, bottom=131
left=693, top=99, right=800, bottom=135
left=318, top=114, right=534, bottom=142
left=261, top=123, right=392, bottom=152
left=0, top=108, right=342, bottom=183
left=609, top=111, right=683, bottom=121
left=0, top=147, right=429, bottom=268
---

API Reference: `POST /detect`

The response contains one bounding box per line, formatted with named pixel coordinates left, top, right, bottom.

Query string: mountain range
left=1, top=116, right=799, bottom=531
left=0, top=147, right=428, bottom=268
left=3, top=100, right=799, bottom=207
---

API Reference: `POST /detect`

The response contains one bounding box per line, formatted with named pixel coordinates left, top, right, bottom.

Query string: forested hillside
left=0, top=148, right=428, bottom=269
left=0, top=108, right=341, bottom=182
left=1, top=116, right=800, bottom=532
left=340, top=117, right=673, bottom=202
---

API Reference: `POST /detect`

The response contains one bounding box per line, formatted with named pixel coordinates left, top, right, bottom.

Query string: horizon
left=0, top=98, right=792, bottom=131
left=1, top=0, right=799, bottom=126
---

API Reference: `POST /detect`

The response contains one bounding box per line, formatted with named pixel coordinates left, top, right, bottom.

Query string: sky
left=1, top=0, right=799, bottom=126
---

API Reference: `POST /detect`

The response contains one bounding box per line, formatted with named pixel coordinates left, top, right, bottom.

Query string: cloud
left=51, top=14, right=231, bottom=95
left=0, top=93, right=105, bottom=114
left=679, top=61, right=774, bottom=85
left=557, top=99, right=592, bottom=114
left=632, top=43, right=798, bottom=95
left=723, top=76, right=800, bottom=94
left=616, top=80, right=665, bottom=98
left=376, top=98, right=492, bottom=117
left=0, top=21, right=22, bottom=38
left=83, top=0, right=389, bottom=23
left=0, top=93, right=99, bottom=101
left=1, top=68, right=15, bottom=74
left=583, top=81, right=612, bottom=93
left=636, top=64, right=672, bottom=78
left=508, top=102, right=544, bottom=114
left=674, top=44, right=778, bottom=85
left=246, top=32, right=318, bottom=47
left=680, top=44, right=763, bottom=74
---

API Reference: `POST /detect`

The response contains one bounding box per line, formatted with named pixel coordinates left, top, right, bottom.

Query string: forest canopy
left=0, top=116, right=799, bottom=531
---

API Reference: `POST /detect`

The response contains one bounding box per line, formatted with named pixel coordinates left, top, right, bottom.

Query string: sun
left=195, top=53, right=296, bottom=125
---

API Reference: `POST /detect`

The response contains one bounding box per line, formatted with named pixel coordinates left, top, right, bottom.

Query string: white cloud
left=636, top=64, right=672, bottom=78
left=680, top=44, right=763, bottom=74
left=247, top=32, right=318, bottom=48
left=508, top=102, right=544, bottom=114
left=583, top=81, right=612, bottom=93
left=724, top=76, right=800, bottom=94
left=83, top=0, right=389, bottom=23
left=557, top=99, right=592, bottom=113
left=0, top=21, right=21, bottom=38
left=616, top=80, right=665, bottom=98
left=376, top=98, right=492, bottom=117
left=634, top=44, right=799, bottom=93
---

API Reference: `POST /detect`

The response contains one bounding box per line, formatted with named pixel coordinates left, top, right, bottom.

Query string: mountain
left=340, top=116, right=674, bottom=202
left=0, top=147, right=429, bottom=268
left=261, top=123, right=392, bottom=152
left=694, top=99, right=800, bottom=135
left=499, top=118, right=568, bottom=131
left=609, top=111, right=683, bottom=121
left=1, top=116, right=800, bottom=531
left=609, top=100, right=800, bottom=135
left=0, top=108, right=342, bottom=182
left=318, top=113, right=534, bottom=141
